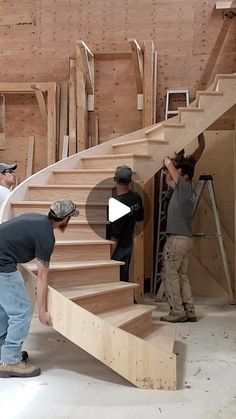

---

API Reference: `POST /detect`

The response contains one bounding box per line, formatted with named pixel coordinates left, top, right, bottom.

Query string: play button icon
left=108, top=197, right=131, bottom=222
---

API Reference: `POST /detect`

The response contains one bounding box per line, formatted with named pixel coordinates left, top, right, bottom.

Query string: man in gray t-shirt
left=160, top=157, right=196, bottom=323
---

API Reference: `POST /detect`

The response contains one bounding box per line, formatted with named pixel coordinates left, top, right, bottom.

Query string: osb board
left=0, top=1, right=234, bottom=130
left=188, top=130, right=235, bottom=293
left=94, top=56, right=142, bottom=143
left=0, top=94, right=47, bottom=183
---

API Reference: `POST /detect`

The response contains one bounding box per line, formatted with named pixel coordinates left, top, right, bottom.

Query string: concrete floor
left=0, top=299, right=236, bottom=419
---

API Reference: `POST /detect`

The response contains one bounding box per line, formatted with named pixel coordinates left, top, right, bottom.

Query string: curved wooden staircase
left=0, top=73, right=235, bottom=390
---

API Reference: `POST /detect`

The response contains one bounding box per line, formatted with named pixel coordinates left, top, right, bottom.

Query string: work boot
left=0, top=361, right=41, bottom=378
left=183, top=304, right=197, bottom=322
left=160, top=312, right=188, bottom=323
left=186, top=310, right=197, bottom=322
left=21, top=351, right=28, bottom=361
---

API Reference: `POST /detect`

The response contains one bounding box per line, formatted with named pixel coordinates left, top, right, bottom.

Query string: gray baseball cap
left=0, top=163, right=17, bottom=173
left=114, top=165, right=132, bottom=182
left=49, top=199, right=79, bottom=219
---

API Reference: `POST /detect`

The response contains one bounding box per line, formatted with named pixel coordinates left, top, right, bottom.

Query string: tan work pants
left=161, top=235, right=194, bottom=315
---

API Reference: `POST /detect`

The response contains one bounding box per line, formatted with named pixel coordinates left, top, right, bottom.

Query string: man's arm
left=35, top=259, right=52, bottom=326
left=163, top=156, right=180, bottom=185
left=191, top=132, right=205, bottom=162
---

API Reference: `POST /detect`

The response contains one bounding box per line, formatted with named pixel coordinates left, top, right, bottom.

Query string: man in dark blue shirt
left=0, top=199, right=79, bottom=378
left=109, top=165, right=144, bottom=282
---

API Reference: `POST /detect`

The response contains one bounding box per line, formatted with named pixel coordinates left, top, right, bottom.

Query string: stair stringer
left=47, top=286, right=176, bottom=390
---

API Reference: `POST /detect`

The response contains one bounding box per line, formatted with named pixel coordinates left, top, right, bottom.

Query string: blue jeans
left=0, top=270, right=33, bottom=364
left=112, top=245, right=133, bottom=282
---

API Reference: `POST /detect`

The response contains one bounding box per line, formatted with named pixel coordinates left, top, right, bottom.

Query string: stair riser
left=55, top=224, right=106, bottom=240
left=11, top=205, right=107, bottom=221
left=113, top=142, right=149, bottom=155
left=52, top=172, right=115, bottom=186
left=81, top=156, right=136, bottom=170
left=73, top=288, right=134, bottom=313
left=179, top=111, right=204, bottom=124
left=51, top=243, right=111, bottom=262
left=197, top=94, right=223, bottom=108
left=28, top=187, right=111, bottom=203
left=122, top=312, right=153, bottom=336
left=48, top=265, right=120, bottom=287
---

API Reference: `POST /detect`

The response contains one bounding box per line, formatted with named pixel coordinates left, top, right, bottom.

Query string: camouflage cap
left=49, top=199, right=79, bottom=219
left=0, top=163, right=17, bottom=173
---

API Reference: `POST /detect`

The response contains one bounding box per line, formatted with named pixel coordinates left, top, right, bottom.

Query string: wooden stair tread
left=11, top=200, right=107, bottom=206
left=178, top=106, right=204, bottom=112
left=28, top=184, right=112, bottom=189
left=162, top=121, right=185, bottom=128
left=138, top=321, right=176, bottom=354
left=54, top=281, right=138, bottom=299
left=26, top=259, right=124, bottom=271
left=54, top=239, right=113, bottom=245
left=81, top=153, right=151, bottom=159
left=98, top=304, right=156, bottom=328
left=112, top=138, right=168, bottom=147
left=53, top=169, right=116, bottom=173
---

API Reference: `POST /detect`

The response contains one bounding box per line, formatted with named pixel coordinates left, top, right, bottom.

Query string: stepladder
left=165, top=89, right=189, bottom=120
left=154, top=173, right=234, bottom=303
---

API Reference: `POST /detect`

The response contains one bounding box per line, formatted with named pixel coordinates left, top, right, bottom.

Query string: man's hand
left=39, top=311, right=52, bottom=326
left=163, top=156, right=172, bottom=167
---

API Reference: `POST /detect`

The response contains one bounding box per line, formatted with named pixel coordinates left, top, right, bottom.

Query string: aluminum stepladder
left=154, top=173, right=234, bottom=303
left=153, top=169, right=169, bottom=299
left=193, top=174, right=234, bottom=302
left=165, top=89, right=190, bottom=120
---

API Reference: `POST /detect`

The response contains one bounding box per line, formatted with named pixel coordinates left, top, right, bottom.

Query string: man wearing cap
left=0, top=163, right=17, bottom=209
left=108, top=165, right=144, bottom=282
left=0, top=199, right=79, bottom=378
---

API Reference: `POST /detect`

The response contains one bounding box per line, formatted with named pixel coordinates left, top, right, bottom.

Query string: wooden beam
left=129, top=38, right=143, bottom=94
left=76, top=41, right=94, bottom=95
left=26, top=136, right=34, bottom=178
left=61, top=135, right=69, bottom=159
left=0, top=82, right=49, bottom=93
left=76, top=44, right=88, bottom=151
left=88, top=42, right=134, bottom=55
left=216, top=1, right=236, bottom=8
left=76, top=68, right=88, bottom=151
left=46, top=83, right=57, bottom=165
left=0, top=94, right=5, bottom=150
left=59, top=81, right=68, bottom=160
left=142, top=40, right=155, bottom=295
left=33, top=89, right=47, bottom=127
left=234, top=108, right=236, bottom=298
left=69, top=58, right=77, bottom=155
left=94, top=115, right=99, bottom=146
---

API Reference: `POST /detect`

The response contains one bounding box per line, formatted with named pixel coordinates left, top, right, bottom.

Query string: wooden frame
left=0, top=82, right=57, bottom=165
left=216, top=1, right=236, bottom=8
left=0, top=94, right=5, bottom=149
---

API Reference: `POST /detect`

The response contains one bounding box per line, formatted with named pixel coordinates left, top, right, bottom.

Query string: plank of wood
left=35, top=90, right=47, bottom=128
left=216, top=1, right=236, bottom=8
left=69, top=58, right=77, bottom=155
left=61, top=135, right=69, bottom=159
left=76, top=40, right=94, bottom=95
left=46, top=82, right=57, bottom=165
left=26, top=136, right=34, bottom=178
left=59, top=81, right=69, bottom=160
left=129, top=38, right=143, bottom=94
left=0, top=94, right=5, bottom=149
left=76, top=67, right=88, bottom=151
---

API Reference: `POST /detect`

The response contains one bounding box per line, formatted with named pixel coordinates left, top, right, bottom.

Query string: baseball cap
left=114, top=165, right=132, bottom=182
left=0, top=163, right=17, bottom=173
left=49, top=199, right=79, bottom=219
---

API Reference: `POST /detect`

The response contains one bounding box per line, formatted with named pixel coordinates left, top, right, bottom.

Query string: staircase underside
left=1, top=73, right=235, bottom=390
